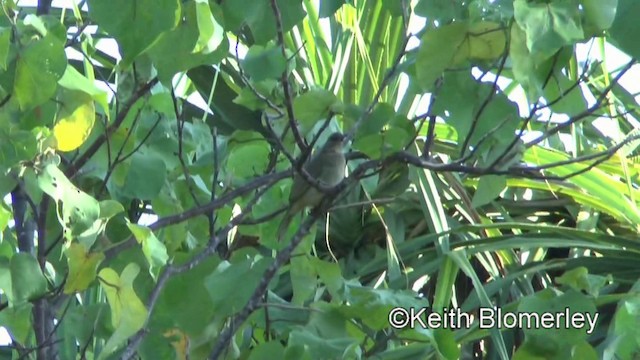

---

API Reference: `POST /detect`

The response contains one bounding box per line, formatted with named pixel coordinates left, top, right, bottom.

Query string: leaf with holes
left=36, top=162, right=100, bottom=240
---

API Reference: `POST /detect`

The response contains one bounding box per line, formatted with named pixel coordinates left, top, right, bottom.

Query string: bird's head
left=322, top=132, right=345, bottom=153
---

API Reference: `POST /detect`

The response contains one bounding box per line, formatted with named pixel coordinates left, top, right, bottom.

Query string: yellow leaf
left=64, top=243, right=104, bottom=294
left=53, top=90, right=95, bottom=152
left=466, top=22, right=507, bottom=60
left=451, top=21, right=507, bottom=64
left=164, top=328, right=190, bottom=360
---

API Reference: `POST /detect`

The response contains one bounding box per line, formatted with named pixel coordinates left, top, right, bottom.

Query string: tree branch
left=103, top=170, right=290, bottom=261
left=120, top=182, right=275, bottom=359
left=65, top=77, right=159, bottom=179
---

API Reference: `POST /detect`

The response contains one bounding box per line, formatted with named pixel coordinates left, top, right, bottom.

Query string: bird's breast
left=320, top=154, right=346, bottom=186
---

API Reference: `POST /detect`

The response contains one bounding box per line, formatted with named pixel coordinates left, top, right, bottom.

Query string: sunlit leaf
left=87, top=0, right=180, bottom=65
left=53, top=90, right=95, bottom=152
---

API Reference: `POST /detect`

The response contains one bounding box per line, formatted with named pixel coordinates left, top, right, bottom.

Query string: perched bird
left=277, top=132, right=346, bottom=241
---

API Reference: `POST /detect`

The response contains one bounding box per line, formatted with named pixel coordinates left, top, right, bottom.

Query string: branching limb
left=103, top=170, right=291, bottom=261
left=65, top=77, right=159, bottom=179
left=120, top=182, right=276, bottom=359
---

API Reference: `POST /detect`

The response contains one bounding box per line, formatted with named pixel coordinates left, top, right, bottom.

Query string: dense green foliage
left=0, top=0, right=640, bottom=359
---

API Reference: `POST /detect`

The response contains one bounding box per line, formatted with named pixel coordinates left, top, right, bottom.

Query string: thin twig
left=346, top=35, right=412, bottom=142
left=103, top=170, right=291, bottom=260
left=270, top=0, right=307, bottom=153
left=65, top=78, right=159, bottom=179
left=120, top=183, right=275, bottom=359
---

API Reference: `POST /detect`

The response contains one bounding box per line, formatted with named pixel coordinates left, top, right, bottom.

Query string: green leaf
left=381, top=0, right=405, bottom=16
left=608, top=291, right=640, bottom=359
left=98, top=264, right=148, bottom=359
left=155, top=256, right=219, bottom=335
left=293, top=88, right=341, bottom=131
left=582, top=0, right=617, bottom=31
left=248, top=342, right=286, bottom=360
left=341, top=286, right=425, bottom=330
left=99, top=200, right=125, bottom=220
left=310, top=258, right=343, bottom=300
left=87, top=0, right=180, bottom=66
left=472, top=175, right=506, bottom=208
left=434, top=72, right=518, bottom=153
left=0, top=257, right=11, bottom=303
left=542, top=73, right=587, bottom=116
left=14, top=33, right=67, bottom=109
left=319, top=0, right=345, bottom=18
left=510, top=23, right=544, bottom=100
left=204, top=257, right=272, bottom=318
left=416, top=22, right=467, bottom=90
left=57, top=65, right=109, bottom=114
left=434, top=328, right=460, bottom=360
left=10, top=253, right=48, bottom=306
left=570, top=341, right=598, bottom=360
left=0, top=303, right=33, bottom=344
left=35, top=162, right=100, bottom=239
left=353, top=133, right=383, bottom=158
left=187, top=66, right=264, bottom=134
left=122, top=152, right=167, bottom=200
left=513, top=0, right=584, bottom=58
left=194, top=0, right=224, bottom=53
left=359, top=103, right=394, bottom=136
left=76, top=200, right=124, bottom=250
left=373, top=162, right=411, bottom=198
left=64, top=243, right=105, bottom=294
left=556, top=267, right=611, bottom=297
left=517, top=289, right=598, bottom=346
left=375, top=343, right=432, bottom=360
left=381, top=127, right=410, bottom=155
left=288, top=305, right=360, bottom=359
left=609, top=0, right=640, bottom=58
left=464, top=22, right=507, bottom=61
left=126, top=221, right=169, bottom=280
left=0, top=204, right=10, bottom=233
left=415, top=0, right=464, bottom=23
left=220, top=0, right=306, bottom=45
left=0, top=27, right=11, bottom=70
left=242, top=44, right=287, bottom=81
left=290, top=255, right=316, bottom=305
left=226, top=131, right=271, bottom=180
left=148, top=2, right=228, bottom=83
left=233, top=80, right=279, bottom=110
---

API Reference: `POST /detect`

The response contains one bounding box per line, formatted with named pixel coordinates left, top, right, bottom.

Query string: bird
left=277, top=132, right=346, bottom=241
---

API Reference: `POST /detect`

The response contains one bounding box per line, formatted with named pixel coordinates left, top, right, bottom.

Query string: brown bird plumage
left=277, top=132, right=346, bottom=241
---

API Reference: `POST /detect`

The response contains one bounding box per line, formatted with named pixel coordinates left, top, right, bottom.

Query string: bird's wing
left=289, top=152, right=324, bottom=202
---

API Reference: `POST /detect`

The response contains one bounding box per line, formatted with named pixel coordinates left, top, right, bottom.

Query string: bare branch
left=533, top=60, right=635, bottom=145
left=270, top=0, right=307, bottom=153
